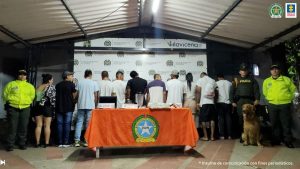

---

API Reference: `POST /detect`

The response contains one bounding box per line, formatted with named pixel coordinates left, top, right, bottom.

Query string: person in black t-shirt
left=126, top=71, right=147, bottom=105
left=55, top=71, right=77, bottom=147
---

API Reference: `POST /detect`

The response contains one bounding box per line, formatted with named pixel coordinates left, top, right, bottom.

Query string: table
left=85, top=108, right=199, bottom=158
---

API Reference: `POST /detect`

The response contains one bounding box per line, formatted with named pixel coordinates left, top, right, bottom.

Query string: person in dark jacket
left=230, top=63, right=260, bottom=140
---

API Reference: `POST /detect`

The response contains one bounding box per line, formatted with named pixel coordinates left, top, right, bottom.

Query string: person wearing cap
left=195, top=72, right=217, bottom=141
left=126, top=70, right=147, bottom=105
left=2, top=69, right=35, bottom=151
left=74, top=69, right=99, bottom=147
left=263, top=64, right=296, bottom=148
left=112, top=70, right=127, bottom=108
left=230, top=63, right=260, bottom=141
left=55, top=71, right=77, bottom=147
left=146, top=74, right=167, bottom=105
left=166, top=70, right=186, bottom=106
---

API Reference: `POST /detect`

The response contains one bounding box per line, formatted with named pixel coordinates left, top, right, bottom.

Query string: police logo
left=117, top=51, right=124, bottom=57
left=136, top=60, right=142, bottom=66
left=166, top=60, right=173, bottom=66
left=180, top=70, right=186, bottom=76
left=135, top=41, right=143, bottom=47
left=104, top=40, right=111, bottom=47
left=197, top=61, right=203, bottom=67
left=132, top=115, right=159, bottom=143
left=148, top=70, right=156, bottom=76
left=179, top=52, right=186, bottom=58
left=104, top=60, right=111, bottom=66
left=83, top=40, right=91, bottom=47
left=269, top=3, right=283, bottom=18
left=85, top=51, right=93, bottom=57
left=74, top=59, right=79, bottom=65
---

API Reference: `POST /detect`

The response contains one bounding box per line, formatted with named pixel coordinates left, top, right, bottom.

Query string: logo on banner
left=83, top=40, right=91, bottom=47
left=104, top=60, right=111, bottom=66
left=269, top=3, right=283, bottom=18
left=179, top=52, right=186, bottom=58
left=148, top=70, right=156, bottom=76
left=166, top=60, right=173, bottom=66
left=197, top=61, right=204, bottom=67
left=104, top=40, right=111, bottom=47
left=180, top=70, right=186, bottom=76
left=74, top=59, right=79, bottom=65
left=132, top=115, right=159, bottom=143
left=136, top=60, right=143, bottom=66
left=285, top=3, right=297, bottom=18
left=85, top=51, right=93, bottom=57
left=135, top=41, right=143, bottom=47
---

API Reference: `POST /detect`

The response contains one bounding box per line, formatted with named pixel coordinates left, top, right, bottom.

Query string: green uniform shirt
left=230, top=76, right=260, bottom=103
left=2, top=80, right=35, bottom=109
left=263, top=75, right=296, bottom=105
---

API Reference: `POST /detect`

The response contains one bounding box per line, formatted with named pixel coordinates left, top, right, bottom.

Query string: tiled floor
left=0, top=139, right=299, bottom=169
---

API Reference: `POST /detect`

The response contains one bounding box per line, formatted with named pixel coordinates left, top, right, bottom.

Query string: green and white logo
left=269, top=3, right=283, bottom=18
left=132, top=115, right=159, bottom=143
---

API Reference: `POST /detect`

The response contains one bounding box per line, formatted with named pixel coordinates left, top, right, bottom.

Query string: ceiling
left=0, top=0, right=299, bottom=50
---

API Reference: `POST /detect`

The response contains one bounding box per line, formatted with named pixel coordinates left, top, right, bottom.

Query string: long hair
left=42, top=74, right=52, bottom=84
left=186, top=73, right=193, bottom=91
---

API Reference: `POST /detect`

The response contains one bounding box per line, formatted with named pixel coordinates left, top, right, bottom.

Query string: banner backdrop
left=73, top=51, right=207, bottom=83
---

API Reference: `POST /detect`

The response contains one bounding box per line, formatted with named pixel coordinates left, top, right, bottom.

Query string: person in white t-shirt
left=183, top=73, right=198, bottom=128
left=74, top=69, right=99, bottom=147
left=112, top=70, right=126, bottom=108
left=99, top=71, right=113, bottom=96
left=166, top=70, right=186, bottom=107
left=196, top=72, right=217, bottom=141
left=216, top=74, right=232, bottom=140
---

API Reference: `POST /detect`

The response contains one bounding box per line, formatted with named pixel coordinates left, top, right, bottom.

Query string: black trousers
left=268, top=103, right=293, bottom=143
left=6, top=106, right=30, bottom=147
left=217, top=103, right=232, bottom=137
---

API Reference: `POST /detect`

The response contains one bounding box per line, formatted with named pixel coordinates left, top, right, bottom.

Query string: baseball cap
left=270, top=64, right=280, bottom=69
left=171, top=70, right=179, bottom=76
left=62, top=71, right=74, bottom=79
left=18, top=69, right=27, bottom=75
left=239, top=63, right=249, bottom=71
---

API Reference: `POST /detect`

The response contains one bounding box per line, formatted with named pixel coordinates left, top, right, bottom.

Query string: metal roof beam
left=251, top=22, right=300, bottom=50
left=0, top=25, right=31, bottom=47
left=200, top=0, right=242, bottom=40
left=61, top=0, right=87, bottom=38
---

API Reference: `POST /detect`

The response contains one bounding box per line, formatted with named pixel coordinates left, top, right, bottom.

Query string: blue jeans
left=74, top=109, right=92, bottom=141
left=56, top=112, right=73, bottom=145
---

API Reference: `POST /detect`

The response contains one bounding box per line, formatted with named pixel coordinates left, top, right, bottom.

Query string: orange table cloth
left=85, top=108, right=199, bottom=148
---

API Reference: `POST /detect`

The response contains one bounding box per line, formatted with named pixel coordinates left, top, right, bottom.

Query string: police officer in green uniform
left=2, top=70, right=35, bottom=151
left=263, top=64, right=296, bottom=148
left=230, top=63, right=260, bottom=139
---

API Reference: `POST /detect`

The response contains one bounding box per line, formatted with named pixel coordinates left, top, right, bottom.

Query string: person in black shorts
left=34, top=74, right=56, bottom=148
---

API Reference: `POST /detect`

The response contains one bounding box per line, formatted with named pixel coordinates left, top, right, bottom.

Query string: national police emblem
left=132, top=115, right=159, bottom=143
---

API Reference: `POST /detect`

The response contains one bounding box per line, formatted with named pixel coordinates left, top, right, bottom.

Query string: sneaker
left=6, top=146, right=13, bottom=152
left=58, top=145, right=64, bottom=148
left=19, top=145, right=27, bottom=150
left=62, top=145, right=70, bottom=148
left=74, top=141, right=80, bottom=147
left=285, top=142, right=295, bottom=148
left=82, top=141, right=88, bottom=147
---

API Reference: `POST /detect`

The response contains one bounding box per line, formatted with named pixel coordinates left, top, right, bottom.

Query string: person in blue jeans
left=74, top=69, right=99, bottom=147
left=55, top=71, right=77, bottom=147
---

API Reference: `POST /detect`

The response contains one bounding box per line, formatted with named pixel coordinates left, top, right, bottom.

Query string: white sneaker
left=63, top=145, right=70, bottom=148
left=74, top=141, right=80, bottom=147
left=58, top=145, right=64, bottom=148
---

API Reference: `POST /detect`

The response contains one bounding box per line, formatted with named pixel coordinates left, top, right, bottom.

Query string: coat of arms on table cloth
left=132, top=115, right=159, bottom=143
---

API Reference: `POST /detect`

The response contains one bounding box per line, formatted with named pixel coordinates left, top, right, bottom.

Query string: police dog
left=242, top=104, right=261, bottom=146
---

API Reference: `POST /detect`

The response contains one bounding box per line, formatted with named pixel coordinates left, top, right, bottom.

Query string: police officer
left=263, top=64, right=296, bottom=148
left=2, top=70, right=35, bottom=151
left=230, top=63, right=260, bottom=139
